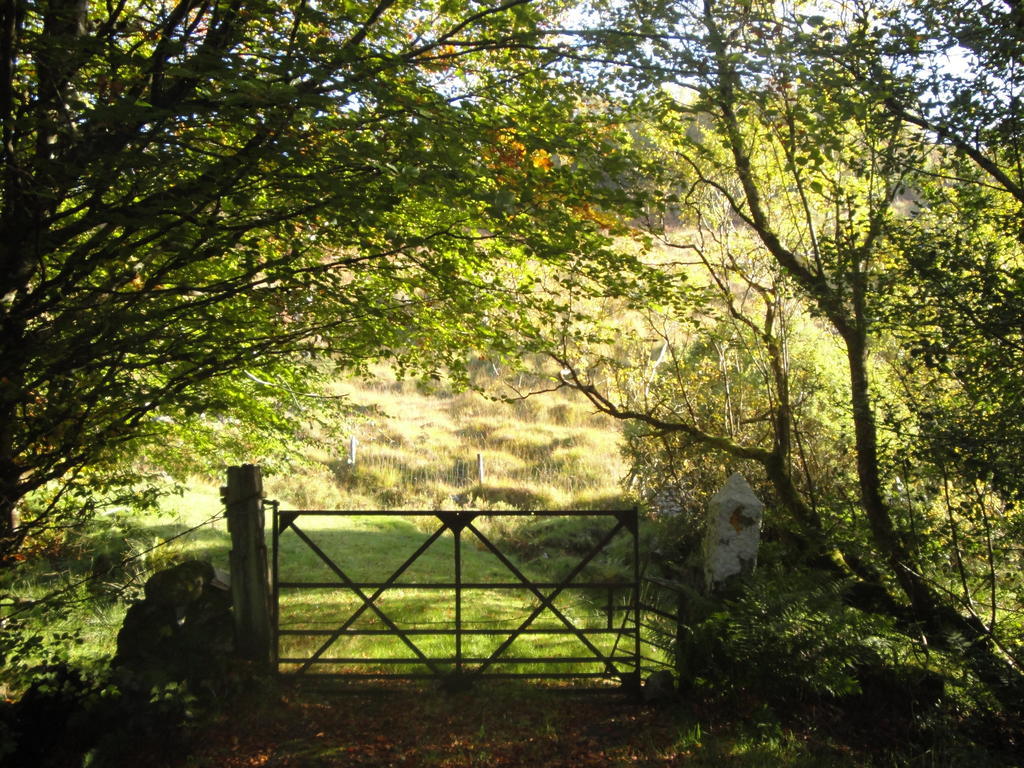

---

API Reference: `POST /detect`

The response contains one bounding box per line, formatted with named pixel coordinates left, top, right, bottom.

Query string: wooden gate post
left=223, top=464, right=273, bottom=668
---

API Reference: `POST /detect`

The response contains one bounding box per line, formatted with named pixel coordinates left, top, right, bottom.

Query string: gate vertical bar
left=632, top=508, right=641, bottom=687
left=271, top=502, right=281, bottom=669
left=454, top=525, right=462, bottom=677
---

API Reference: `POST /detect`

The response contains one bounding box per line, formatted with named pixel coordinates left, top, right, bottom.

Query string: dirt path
left=172, top=682, right=735, bottom=768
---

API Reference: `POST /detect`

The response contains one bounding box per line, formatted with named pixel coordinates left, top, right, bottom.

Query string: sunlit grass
left=0, top=485, right=233, bottom=694
left=274, top=372, right=628, bottom=514
left=255, top=371, right=643, bottom=682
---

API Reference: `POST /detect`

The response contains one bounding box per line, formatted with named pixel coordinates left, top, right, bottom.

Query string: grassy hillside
left=265, top=374, right=629, bottom=513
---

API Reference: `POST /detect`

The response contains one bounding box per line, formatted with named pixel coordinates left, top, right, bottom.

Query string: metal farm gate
left=270, top=506, right=641, bottom=690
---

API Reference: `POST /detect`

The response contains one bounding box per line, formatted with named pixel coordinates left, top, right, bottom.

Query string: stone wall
left=114, top=559, right=234, bottom=688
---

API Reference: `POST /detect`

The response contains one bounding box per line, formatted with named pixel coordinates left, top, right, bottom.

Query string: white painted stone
left=703, top=473, right=764, bottom=592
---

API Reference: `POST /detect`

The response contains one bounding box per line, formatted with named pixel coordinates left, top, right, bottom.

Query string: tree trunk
left=0, top=461, right=22, bottom=562
left=843, top=325, right=1024, bottom=709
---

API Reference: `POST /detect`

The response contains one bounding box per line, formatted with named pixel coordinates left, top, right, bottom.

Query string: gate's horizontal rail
left=278, top=656, right=638, bottom=665
left=282, top=672, right=625, bottom=681
left=279, top=628, right=626, bottom=636
left=277, top=509, right=629, bottom=516
left=279, top=581, right=634, bottom=589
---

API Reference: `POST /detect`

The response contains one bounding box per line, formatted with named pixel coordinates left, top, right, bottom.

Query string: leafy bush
left=681, top=569, right=911, bottom=705
left=0, top=659, right=201, bottom=768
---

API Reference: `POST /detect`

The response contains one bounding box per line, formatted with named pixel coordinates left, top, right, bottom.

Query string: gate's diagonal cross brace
left=467, top=520, right=626, bottom=677
left=272, top=508, right=642, bottom=685
left=285, top=519, right=447, bottom=675
left=466, top=520, right=629, bottom=678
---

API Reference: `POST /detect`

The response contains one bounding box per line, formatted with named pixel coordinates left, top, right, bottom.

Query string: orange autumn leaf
left=421, top=44, right=457, bottom=72
left=531, top=148, right=553, bottom=170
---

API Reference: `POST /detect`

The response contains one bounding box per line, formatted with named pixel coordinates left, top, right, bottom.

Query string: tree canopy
left=0, top=0, right=661, bottom=552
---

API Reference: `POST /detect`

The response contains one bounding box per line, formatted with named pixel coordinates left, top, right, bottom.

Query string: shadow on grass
left=177, top=680, right=879, bottom=768
left=84, top=518, right=231, bottom=569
